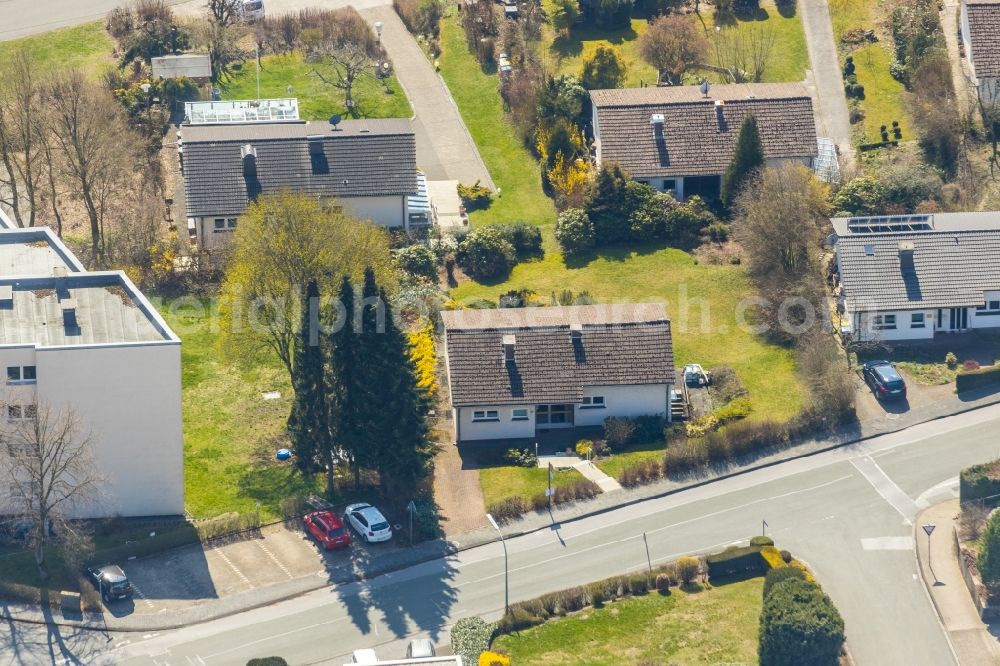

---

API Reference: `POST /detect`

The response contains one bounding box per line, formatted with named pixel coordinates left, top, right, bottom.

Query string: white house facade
left=832, top=212, right=1000, bottom=343
left=590, top=83, right=820, bottom=201
left=960, top=0, right=1000, bottom=102
left=0, top=209, right=183, bottom=519
left=180, top=115, right=419, bottom=251
left=441, top=304, right=674, bottom=443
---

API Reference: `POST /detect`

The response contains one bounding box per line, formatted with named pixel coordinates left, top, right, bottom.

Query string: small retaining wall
left=953, top=525, right=1000, bottom=621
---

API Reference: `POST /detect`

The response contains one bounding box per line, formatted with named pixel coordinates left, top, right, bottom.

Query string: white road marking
left=200, top=615, right=353, bottom=661
left=210, top=546, right=254, bottom=588
left=861, top=536, right=915, bottom=550
left=850, top=456, right=920, bottom=524
left=254, top=539, right=294, bottom=580
left=130, top=582, right=155, bottom=610
left=915, top=476, right=960, bottom=509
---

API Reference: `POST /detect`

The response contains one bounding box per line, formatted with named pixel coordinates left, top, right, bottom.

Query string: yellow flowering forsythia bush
left=479, top=651, right=511, bottom=666
left=409, top=323, right=438, bottom=398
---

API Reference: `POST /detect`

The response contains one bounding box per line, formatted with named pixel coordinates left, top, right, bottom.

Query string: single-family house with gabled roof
left=179, top=118, right=420, bottom=250
left=832, top=211, right=1000, bottom=342
left=961, top=0, right=1000, bottom=101
left=590, top=82, right=819, bottom=201
left=441, top=304, right=675, bottom=442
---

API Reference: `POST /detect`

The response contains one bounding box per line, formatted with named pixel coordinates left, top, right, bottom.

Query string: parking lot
left=111, top=520, right=409, bottom=615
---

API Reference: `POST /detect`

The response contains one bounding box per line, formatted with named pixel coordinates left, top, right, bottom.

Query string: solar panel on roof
left=846, top=214, right=934, bottom=234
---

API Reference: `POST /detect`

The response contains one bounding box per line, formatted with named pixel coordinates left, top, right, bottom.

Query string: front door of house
left=536, top=404, right=574, bottom=429
left=948, top=307, right=969, bottom=332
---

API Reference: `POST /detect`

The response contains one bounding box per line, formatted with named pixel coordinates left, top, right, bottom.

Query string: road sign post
left=548, top=462, right=554, bottom=512
left=406, top=500, right=417, bottom=546
left=922, top=524, right=937, bottom=583
left=642, top=531, right=652, bottom=575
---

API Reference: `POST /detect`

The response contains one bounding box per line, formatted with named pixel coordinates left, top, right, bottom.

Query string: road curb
left=912, top=504, right=962, bottom=666
left=5, top=392, right=1000, bottom=633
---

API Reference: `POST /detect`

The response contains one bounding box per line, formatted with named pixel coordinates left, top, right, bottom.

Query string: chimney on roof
left=569, top=323, right=583, bottom=340
left=53, top=266, right=67, bottom=278
left=714, top=99, right=726, bottom=129
left=899, top=240, right=915, bottom=273
left=61, top=297, right=79, bottom=334
left=502, top=334, right=516, bottom=364
left=650, top=113, right=665, bottom=140
left=241, top=144, right=257, bottom=178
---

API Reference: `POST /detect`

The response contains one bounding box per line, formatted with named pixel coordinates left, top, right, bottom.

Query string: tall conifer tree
left=722, top=114, right=765, bottom=208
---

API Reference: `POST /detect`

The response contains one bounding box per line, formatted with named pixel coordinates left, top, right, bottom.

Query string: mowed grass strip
left=479, top=465, right=589, bottom=508
left=438, top=16, right=558, bottom=226
left=493, top=577, right=764, bottom=665
left=158, top=300, right=321, bottom=521
left=0, top=21, right=115, bottom=79
left=451, top=230, right=804, bottom=423
left=221, top=52, right=412, bottom=120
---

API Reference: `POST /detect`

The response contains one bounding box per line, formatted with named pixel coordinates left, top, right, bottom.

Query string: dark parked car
left=863, top=360, right=907, bottom=400
left=304, top=510, right=351, bottom=550
left=85, top=564, right=132, bottom=603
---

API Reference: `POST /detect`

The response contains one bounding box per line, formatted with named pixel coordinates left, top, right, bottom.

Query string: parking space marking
left=255, top=539, right=294, bottom=580
left=210, top=545, right=254, bottom=588
left=130, top=581, right=155, bottom=610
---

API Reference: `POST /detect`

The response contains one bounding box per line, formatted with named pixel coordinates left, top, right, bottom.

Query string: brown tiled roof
left=966, top=0, right=1000, bottom=79
left=442, top=304, right=675, bottom=407
left=592, top=83, right=818, bottom=179
left=181, top=119, right=417, bottom=218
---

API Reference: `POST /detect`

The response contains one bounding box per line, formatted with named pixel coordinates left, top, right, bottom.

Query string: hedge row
left=960, top=461, right=1000, bottom=503
left=705, top=538, right=785, bottom=579
left=957, top=365, right=1000, bottom=393
left=759, top=573, right=845, bottom=666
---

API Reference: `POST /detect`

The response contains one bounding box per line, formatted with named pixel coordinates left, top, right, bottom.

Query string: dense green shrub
left=960, top=461, right=1000, bottom=503
left=497, top=223, right=543, bottom=257
left=758, top=578, right=845, bottom=666
left=486, top=497, right=531, bottom=525
left=581, top=46, right=626, bottom=89
left=456, top=227, right=517, bottom=279
left=750, top=536, right=776, bottom=548
left=394, top=244, right=438, bottom=280
left=632, top=414, right=666, bottom=443
left=504, top=447, right=537, bottom=467
left=554, top=208, right=595, bottom=255
left=762, top=566, right=807, bottom=598
left=457, top=181, right=493, bottom=210
left=394, top=0, right=444, bottom=36
left=978, top=510, right=1000, bottom=584
left=655, top=572, right=672, bottom=592
left=604, top=416, right=637, bottom=448
left=956, top=365, right=1000, bottom=393
left=451, top=616, right=496, bottom=665
left=676, top=556, right=700, bottom=584
left=246, top=659, right=290, bottom=666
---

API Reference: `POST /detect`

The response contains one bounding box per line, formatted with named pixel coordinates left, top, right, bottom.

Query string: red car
left=304, top=511, right=351, bottom=550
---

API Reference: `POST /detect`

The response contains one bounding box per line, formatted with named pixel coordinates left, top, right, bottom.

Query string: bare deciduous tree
left=714, top=24, right=776, bottom=83
left=47, top=70, right=139, bottom=266
left=638, top=15, right=709, bottom=86
left=207, top=0, right=244, bottom=26
left=2, top=402, right=102, bottom=580
left=308, top=42, right=374, bottom=112
left=0, top=48, right=48, bottom=228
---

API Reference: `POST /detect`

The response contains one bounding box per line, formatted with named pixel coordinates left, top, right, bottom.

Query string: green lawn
left=479, top=465, right=588, bottom=508
left=0, top=21, right=114, bottom=79
left=594, top=443, right=665, bottom=480
left=828, top=0, right=912, bottom=143
left=221, top=52, right=412, bottom=121
left=540, top=0, right=808, bottom=87
left=493, top=577, right=764, bottom=665
left=158, top=299, right=322, bottom=521
left=451, top=230, right=804, bottom=423
left=438, top=17, right=558, bottom=226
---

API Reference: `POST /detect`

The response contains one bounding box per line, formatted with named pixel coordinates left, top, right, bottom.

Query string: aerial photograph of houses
left=5, top=0, right=1000, bottom=664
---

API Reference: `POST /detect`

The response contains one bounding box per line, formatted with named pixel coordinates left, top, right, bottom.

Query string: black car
left=85, top=564, right=132, bottom=603
left=862, top=360, right=907, bottom=400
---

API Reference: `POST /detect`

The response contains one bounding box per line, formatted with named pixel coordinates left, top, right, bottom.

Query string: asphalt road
left=7, top=404, right=1000, bottom=666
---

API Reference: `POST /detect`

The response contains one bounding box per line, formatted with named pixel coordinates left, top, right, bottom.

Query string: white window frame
left=977, top=300, right=1000, bottom=315
left=580, top=396, right=606, bottom=409
left=6, top=366, right=36, bottom=385
left=511, top=408, right=529, bottom=421
left=873, top=314, right=896, bottom=330
left=472, top=409, right=499, bottom=422
left=910, top=313, right=925, bottom=329
left=213, top=218, right=238, bottom=232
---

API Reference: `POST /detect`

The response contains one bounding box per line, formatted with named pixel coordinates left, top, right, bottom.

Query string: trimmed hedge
left=762, top=566, right=807, bottom=598
left=758, top=578, right=845, bottom=666
left=956, top=365, right=1000, bottom=392
left=960, top=461, right=1000, bottom=503
left=706, top=542, right=784, bottom=579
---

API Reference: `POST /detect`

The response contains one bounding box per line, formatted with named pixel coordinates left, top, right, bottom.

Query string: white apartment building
left=0, top=209, right=183, bottom=518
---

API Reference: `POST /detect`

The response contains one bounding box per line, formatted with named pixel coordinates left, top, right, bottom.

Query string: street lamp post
left=487, top=513, right=509, bottom=616
left=374, top=21, right=384, bottom=45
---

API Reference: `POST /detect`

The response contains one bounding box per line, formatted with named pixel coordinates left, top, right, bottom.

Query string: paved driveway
left=361, top=5, right=495, bottom=188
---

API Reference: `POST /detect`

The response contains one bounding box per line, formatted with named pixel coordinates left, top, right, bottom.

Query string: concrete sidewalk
left=915, top=500, right=1000, bottom=666
left=361, top=6, right=495, bottom=188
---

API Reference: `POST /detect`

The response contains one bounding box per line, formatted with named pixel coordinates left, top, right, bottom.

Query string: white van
left=240, top=0, right=265, bottom=22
